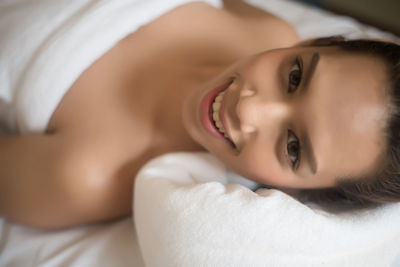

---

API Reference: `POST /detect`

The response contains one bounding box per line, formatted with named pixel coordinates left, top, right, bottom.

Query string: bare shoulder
left=221, top=0, right=300, bottom=48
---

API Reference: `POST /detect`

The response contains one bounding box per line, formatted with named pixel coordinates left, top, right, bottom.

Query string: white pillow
left=134, top=152, right=400, bottom=267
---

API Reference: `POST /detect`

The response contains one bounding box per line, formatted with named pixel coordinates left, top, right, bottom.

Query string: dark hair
left=298, top=36, right=400, bottom=211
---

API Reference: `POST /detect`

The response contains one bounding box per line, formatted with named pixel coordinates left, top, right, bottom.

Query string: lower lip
left=200, top=81, right=232, bottom=143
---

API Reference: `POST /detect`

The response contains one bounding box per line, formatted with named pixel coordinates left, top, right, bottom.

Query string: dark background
left=292, top=0, right=400, bottom=36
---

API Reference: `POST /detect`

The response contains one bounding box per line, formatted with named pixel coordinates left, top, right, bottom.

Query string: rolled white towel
left=134, top=152, right=400, bottom=267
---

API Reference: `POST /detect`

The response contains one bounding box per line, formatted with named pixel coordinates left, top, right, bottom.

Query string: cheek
left=238, top=53, right=281, bottom=86
left=229, top=142, right=291, bottom=186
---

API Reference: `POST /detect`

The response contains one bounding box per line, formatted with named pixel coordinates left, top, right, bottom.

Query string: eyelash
left=286, top=130, right=301, bottom=170
left=286, top=57, right=303, bottom=170
left=288, top=57, right=303, bottom=93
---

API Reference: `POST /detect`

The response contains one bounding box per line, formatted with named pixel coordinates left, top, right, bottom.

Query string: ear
left=295, top=35, right=346, bottom=47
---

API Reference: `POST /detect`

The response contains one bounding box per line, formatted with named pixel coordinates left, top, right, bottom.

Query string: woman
left=0, top=0, right=399, bottom=228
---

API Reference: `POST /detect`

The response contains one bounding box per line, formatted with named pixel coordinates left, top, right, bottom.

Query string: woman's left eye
left=288, top=57, right=303, bottom=93
left=286, top=130, right=301, bottom=170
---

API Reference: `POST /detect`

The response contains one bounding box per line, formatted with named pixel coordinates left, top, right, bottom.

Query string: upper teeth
left=212, top=90, right=229, bottom=138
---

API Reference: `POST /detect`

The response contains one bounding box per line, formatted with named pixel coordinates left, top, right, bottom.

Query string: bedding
left=135, top=152, right=400, bottom=267
left=1, top=0, right=399, bottom=266
left=0, top=218, right=144, bottom=266
left=0, top=0, right=222, bottom=134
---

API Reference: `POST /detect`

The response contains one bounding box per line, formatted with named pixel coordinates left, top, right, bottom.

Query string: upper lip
left=219, top=82, right=236, bottom=147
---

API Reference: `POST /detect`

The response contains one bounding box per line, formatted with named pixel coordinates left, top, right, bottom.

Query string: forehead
left=298, top=47, right=389, bottom=178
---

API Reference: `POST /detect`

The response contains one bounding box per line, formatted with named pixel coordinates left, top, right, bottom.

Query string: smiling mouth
left=210, top=86, right=236, bottom=148
left=211, top=90, right=229, bottom=137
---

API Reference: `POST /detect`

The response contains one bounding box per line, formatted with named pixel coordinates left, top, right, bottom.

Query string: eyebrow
left=301, top=52, right=320, bottom=175
left=302, top=52, right=320, bottom=95
left=302, top=130, right=318, bottom=174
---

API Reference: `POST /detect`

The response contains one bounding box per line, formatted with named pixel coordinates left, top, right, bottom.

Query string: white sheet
left=0, top=217, right=144, bottom=266
left=0, top=0, right=222, bottom=134
left=1, top=0, right=399, bottom=267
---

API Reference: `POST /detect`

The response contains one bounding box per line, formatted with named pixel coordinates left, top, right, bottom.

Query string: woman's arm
left=0, top=135, right=66, bottom=226
left=0, top=134, right=132, bottom=229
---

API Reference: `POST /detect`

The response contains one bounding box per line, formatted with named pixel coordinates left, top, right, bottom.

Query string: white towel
left=0, top=0, right=222, bottom=134
left=134, top=152, right=400, bottom=267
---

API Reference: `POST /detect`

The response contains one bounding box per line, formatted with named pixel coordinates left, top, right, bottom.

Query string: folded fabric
left=134, top=152, right=400, bottom=267
left=0, top=0, right=222, bottom=134
left=0, top=217, right=144, bottom=267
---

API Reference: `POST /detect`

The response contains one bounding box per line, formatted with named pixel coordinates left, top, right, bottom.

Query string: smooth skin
left=0, top=0, right=389, bottom=228
left=183, top=46, right=388, bottom=189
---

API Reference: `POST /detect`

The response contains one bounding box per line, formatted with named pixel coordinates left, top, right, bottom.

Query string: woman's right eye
left=288, top=57, right=303, bottom=93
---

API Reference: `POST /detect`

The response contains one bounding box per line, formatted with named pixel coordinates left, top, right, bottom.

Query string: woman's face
left=182, top=45, right=389, bottom=189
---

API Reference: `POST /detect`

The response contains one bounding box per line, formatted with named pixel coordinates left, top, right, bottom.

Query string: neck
left=137, top=51, right=235, bottom=153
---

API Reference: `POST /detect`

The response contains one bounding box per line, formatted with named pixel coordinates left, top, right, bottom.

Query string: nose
left=236, top=86, right=291, bottom=134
